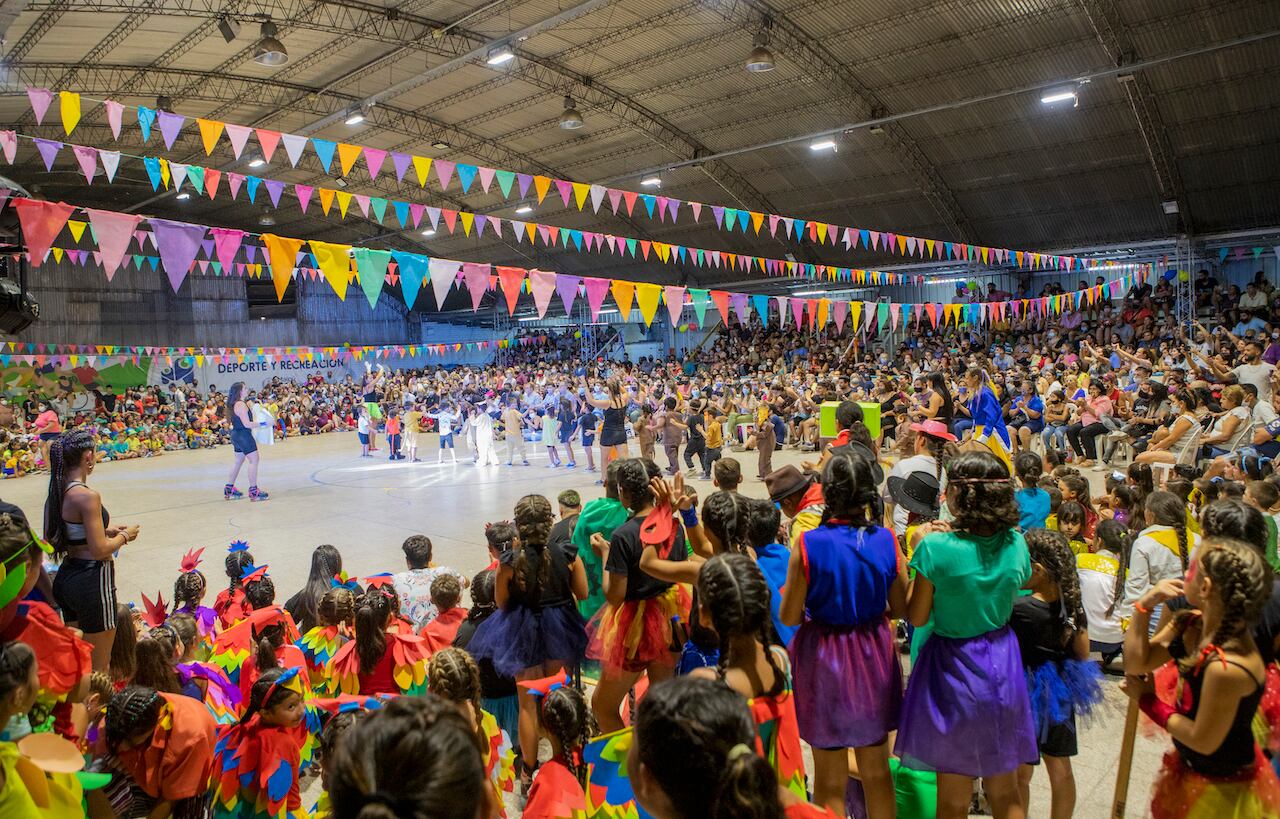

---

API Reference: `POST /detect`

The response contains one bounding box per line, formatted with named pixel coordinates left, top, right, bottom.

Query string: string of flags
left=22, top=86, right=1121, bottom=274
left=0, top=337, right=549, bottom=369
left=8, top=197, right=1148, bottom=334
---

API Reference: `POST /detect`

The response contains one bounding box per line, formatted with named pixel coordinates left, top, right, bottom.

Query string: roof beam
left=1073, top=0, right=1193, bottom=233
left=702, top=0, right=975, bottom=243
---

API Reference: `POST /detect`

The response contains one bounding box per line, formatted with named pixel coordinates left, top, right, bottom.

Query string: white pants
left=475, top=431, right=500, bottom=465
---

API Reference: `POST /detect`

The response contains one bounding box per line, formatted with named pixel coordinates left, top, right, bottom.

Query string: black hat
left=887, top=470, right=941, bottom=518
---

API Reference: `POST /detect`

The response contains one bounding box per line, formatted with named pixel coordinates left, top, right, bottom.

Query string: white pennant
left=281, top=133, right=308, bottom=168
left=99, top=150, right=121, bottom=182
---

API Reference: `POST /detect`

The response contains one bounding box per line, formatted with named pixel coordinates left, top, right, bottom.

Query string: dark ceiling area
left=1, top=0, right=1278, bottom=294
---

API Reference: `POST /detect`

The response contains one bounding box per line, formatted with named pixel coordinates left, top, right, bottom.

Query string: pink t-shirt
left=34, top=409, right=61, bottom=434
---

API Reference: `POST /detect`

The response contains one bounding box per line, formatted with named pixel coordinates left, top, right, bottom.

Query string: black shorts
left=1037, top=711, right=1078, bottom=759
left=39, top=431, right=61, bottom=441
left=52, top=557, right=118, bottom=633
left=230, top=428, right=258, bottom=454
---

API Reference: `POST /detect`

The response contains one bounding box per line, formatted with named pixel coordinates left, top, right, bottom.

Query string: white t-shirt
left=1252, top=400, right=1280, bottom=439
left=1077, top=550, right=1124, bottom=644
left=1234, top=363, right=1275, bottom=400
left=357, top=415, right=370, bottom=435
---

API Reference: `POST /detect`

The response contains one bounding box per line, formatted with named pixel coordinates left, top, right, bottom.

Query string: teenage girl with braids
left=214, top=541, right=254, bottom=628
left=1077, top=518, right=1131, bottom=669
left=467, top=494, right=588, bottom=787
left=587, top=457, right=689, bottom=734
left=896, top=450, right=1038, bottom=819
left=1011, top=530, right=1104, bottom=819
left=1119, top=490, right=1200, bottom=622
left=94, top=684, right=217, bottom=819
left=326, top=694, right=495, bottom=819
left=630, top=676, right=834, bottom=819
left=0, top=500, right=91, bottom=742
left=210, top=667, right=308, bottom=819
left=428, top=647, right=515, bottom=814
left=295, top=585, right=355, bottom=696
left=44, top=429, right=140, bottom=672
left=778, top=450, right=904, bottom=816
left=521, top=673, right=597, bottom=819
left=1124, top=538, right=1280, bottom=818
left=693, top=553, right=807, bottom=801
left=329, top=588, right=430, bottom=696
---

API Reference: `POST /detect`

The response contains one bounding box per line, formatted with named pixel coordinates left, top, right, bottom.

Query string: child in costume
left=586, top=458, right=689, bottom=734
left=209, top=605, right=305, bottom=710
left=1120, top=490, right=1200, bottom=621
left=94, top=685, right=218, bottom=819
left=1078, top=519, right=1131, bottom=669
left=418, top=573, right=467, bottom=654
left=295, top=583, right=355, bottom=696
left=466, top=494, right=588, bottom=786
left=452, top=569, right=520, bottom=753
left=571, top=461, right=630, bottom=622
left=210, top=667, right=308, bottom=819
left=780, top=450, right=904, bottom=816
left=632, top=676, right=836, bottom=819
left=427, top=647, right=515, bottom=814
left=695, top=552, right=807, bottom=802
left=1125, top=538, right=1280, bottom=819
left=1012, top=529, right=1104, bottom=817
left=172, top=547, right=218, bottom=646
left=214, top=541, right=255, bottom=629
left=521, top=671, right=595, bottom=819
left=328, top=587, right=429, bottom=696
left=896, top=450, right=1039, bottom=819
left=1054, top=501, right=1090, bottom=555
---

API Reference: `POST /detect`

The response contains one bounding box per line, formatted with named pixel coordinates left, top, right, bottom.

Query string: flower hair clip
left=331, top=571, right=359, bottom=591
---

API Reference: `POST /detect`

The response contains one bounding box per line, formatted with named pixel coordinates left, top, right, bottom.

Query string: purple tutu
left=466, top=603, right=588, bottom=678
left=895, top=625, right=1038, bottom=777
left=790, top=616, right=902, bottom=749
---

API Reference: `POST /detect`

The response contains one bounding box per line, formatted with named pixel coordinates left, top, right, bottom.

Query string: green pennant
left=689, top=289, right=710, bottom=325
left=626, top=238, right=637, bottom=257
left=353, top=247, right=391, bottom=310
left=187, top=165, right=206, bottom=195
left=370, top=197, right=388, bottom=224
left=495, top=170, right=516, bottom=198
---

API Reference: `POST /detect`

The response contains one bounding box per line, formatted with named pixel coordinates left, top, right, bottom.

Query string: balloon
left=968, top=280, right=979, bottom=292
left=678, top=324, right=688, bottom=332
left=688, top=323, right=698, bottom=331
left=1179, top=270, right=1190, bottom=282
left=1162, top=270, right=1176, bottom=281
left=574, top=331, right=582, bottom=339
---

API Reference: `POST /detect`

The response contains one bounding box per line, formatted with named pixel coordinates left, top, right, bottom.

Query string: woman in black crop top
left=1123, top=539, right=1280, bottom=818
left=464, top=494, right=587, bottom=786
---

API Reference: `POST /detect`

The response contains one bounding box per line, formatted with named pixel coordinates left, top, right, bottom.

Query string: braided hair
left=1024, top=529, right=1087, bottom=645
left=698, top=553, right=784, bottom=698
left=819, top=449, right=882, bottom=527
left=293, top=544, right=343, bottom=631
left=328, top=694, right=486, bottom=819
left=427, top=647, right=484, bottom=741
left=1200, top=499, right=1268, bottom=553
left=42, top=429, right=95, bottom=557
left=243, top=575, right=276, bottom=610
left=240, top=667, right=297, bottom=725
left=225, top=549, right=255, bottom=593
left=741, top=498, right=781, bottom=553
left=1145, top=490, right=1190, bottom=574
left=173, top=569, right=207, bottom=613
left=1196, top=538, right=1273, bottom=652
left=465, top=570, right=497, bottom=623
left=946, top=451, right=1021, bottom=535
left=539, top=684, right=597, bottom=788
left=104, top=685, right=163, bottom=751
left=702, top=491, right=745, bottom=554
left=616, top=458, right=660, bottom=512
left=484, top=520, right=517, bottom=558
left=634, top=677, right=783, bottom=819
left=512, top=495, right=554, bottom=604
left=1094, top=519, right=1134, bottom=619
left=353, top=591, right=392, bottom=676
left=317, top=587, right=357, bottom=628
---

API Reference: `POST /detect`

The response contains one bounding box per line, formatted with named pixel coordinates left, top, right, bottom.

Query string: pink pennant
left=791, top=298, right=805, bottom=328
left=461, top=262, right=490, bottom=310
left=295, top=184, right=313, bottom=213
left=84, top=208, right=142, bottom=281
left=478, top=166, right=496, bottom=193
left=555, top=274, right=580, bottom=315
left=363, top=148, right=386, bottom=180
left=555, top=179, right=573, bottom=207
left=0, top=131, right=16, bottom=165
left=255, top=129, right=281, bottom=163
left=104, top=100, right=124, bottom=139
left=354, top=194, right=370, bottom=218
left=211, top=227, right=244, bottom=272
left=583, top=277, right=610, bottom=319
left=408, top=203, right=424, bottom=228
left=226, top=173, right=244, bottom=199
left=434, top=160, right=455, bottom=190
left=529, top=270, right=557, bottom=317
left=71, top=145, right=98, bottom=184
left=833, top=301, right=848, bottom=332
left=26, top=88, right=54, bottom=125
left=664, top=285, right=686, bottom=325
left=607, top=188, right=623, bottom=214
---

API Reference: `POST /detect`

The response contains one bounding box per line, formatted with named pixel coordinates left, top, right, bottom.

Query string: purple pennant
left=263, top=178, right=285, bottom=207
left=157, top=110, right=186, bottom=150
left=517, top=173, right=533, bottom=199
left=391, top=152, right=412, bottom=182
left=33, top=138, right=63, bottom=171
left=555, top=274, right=580, bottom=315
left=148, top=218, right=207, bottom=292
left=244, top=245, right=258, bottom=264
left=729, top=293, right=750, bottom=326
left=295, top=184, right=313, bottom=214
left=201, top=238, right=216, bottom=258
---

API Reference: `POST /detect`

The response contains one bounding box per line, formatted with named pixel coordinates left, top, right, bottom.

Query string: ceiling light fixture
left=247, top=157, right=265, bottom=168
left=175, top=191, right=190, bottom=201
left=335, top=177, right=348, bottom=189
left=746, top=28, right=775, bottom=73
left=217, top=15, right=241, bottom=43
left=421, top=228, right=436, bottom=236
left=344, top=105, right=366, bottom=126
left=515, top=205, right=533, bottom=214
left=1161, top=200, right=1179, bottom=215
left=1040, top=86, right=1079, bottom=107
left=258, top=208, right=276, bottom=226
left=809, top=139, right=837, bottom=152
left=431, top=141, right=450, bottom=150
left=640, top=175, right=662, bottom=188
left=155, top=95, right=174, bottom=113
left=486, top=44, right=515, bottom=65
left=559, top=95, right=584, bottom=130
left=253, top=19, right=289, bottom=67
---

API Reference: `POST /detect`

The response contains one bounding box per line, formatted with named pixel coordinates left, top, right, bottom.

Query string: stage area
left=0, top=432, right=1165, bottom=816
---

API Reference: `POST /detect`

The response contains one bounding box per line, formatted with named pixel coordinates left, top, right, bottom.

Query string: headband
left=949, top=477, right=1013, bottom=484
left=261, top=666, right=306, bottom=706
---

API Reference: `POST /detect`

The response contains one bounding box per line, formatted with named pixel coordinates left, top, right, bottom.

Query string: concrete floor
left=0, top=432, right=1167, bottom=817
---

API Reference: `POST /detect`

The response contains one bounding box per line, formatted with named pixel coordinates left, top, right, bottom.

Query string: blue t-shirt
left=1015, top=487, right=1051, bottom=531
left=798, top=523, right=901, bottom=627
left=1011, top=395, right=1045, bottom=433
left=754, top=540, right=797, bottom=646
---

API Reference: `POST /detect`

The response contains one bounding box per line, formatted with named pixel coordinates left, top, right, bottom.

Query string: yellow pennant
left=412, top=155, right=432, bottom=187
left=337, top=143, right=362, bottom=177
left=59, top=91, right=81, bottom=135
left=197, top=119, right=225, bottom=155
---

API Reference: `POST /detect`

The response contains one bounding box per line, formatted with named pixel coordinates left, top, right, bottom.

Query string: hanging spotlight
left=217, top=14, right=241, bottom=43
left=421, top=228, right=436, bottom=236
left=640, top=175, right=662, bottom=188
left=486, top=44, right=515, bottom=65
left=809, top=139, right=837, bottom=152
left=258, top=207, right=275, bottom=226
left=746, top=29, right=775, bottom=73
left=559, top=95, right=584, bottom=130
left=247, top=156, right=265, bottom=168
left=335, top=177, right=348, bottom=189
left=344, top=105, right=366, bottom=126
left=1040, top=85, right=1079, bottom=107
left=431, top=141, right=450, bottom=150
left=253, top=19, right=289, bottom=67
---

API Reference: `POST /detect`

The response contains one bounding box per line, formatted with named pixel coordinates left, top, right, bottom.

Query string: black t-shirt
left=605, top=515, right=687, bottom=601
left=1009, top=596, right=1069, bottom=668
left=549, top=515, right=579, bottom=562
left=502, top=538, right=575, bottom=609
left=686, top=413, right=705, bottom=443
left=1254, top=579, right=1280, bottom=665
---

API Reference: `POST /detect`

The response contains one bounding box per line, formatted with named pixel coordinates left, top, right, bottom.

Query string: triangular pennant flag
left=495, top=169, right=516, bottom=198
left=149, top=218, right=207, bottom=292
left=434, top=160, right=456, bottom=190
left=13, top=199, right=74, bottom=266
left=635, top=282, right=663, bottom=327
left=455, top=163, right=477, bottom=192
left=255, top=129, right=281, bottom=163
left=428, top=258, right=461, bottom=308
left=412, top=155, right=432, bottom=187
left=393, top=251, right=428, bottom=308
left=84, top=208, right=142, bottom=281
left=337, top=142, right=362, bottom=177
left=391, top=152, right=412, bottom=182
left=689, top=289, right=709, bottom=326
left=157, top=110, right=186, bottom=150
left=220, top=122, right=251, bottom=159
left=497, top=266, right=524, bottom=315
left=71, top=145, right=98, bottom=184
left=0, top=131, right=14, bottom=164
left=66, top=220, right=86, bottom=243
left=529, top=270, right=557, bottom=317
left=280, top=132, right=307, bottom=167
left=462, top=262, right=490, bottom=310
left=710, top=290, right=730, bottom=325
left=663, top=286, right=686, bottom=326
left=363, top=148, right=387, bottom=180
left=137, top=105, right=157, bottom=142
left=555, top=274, right=580, bottom=316
left=104, top=99, right=124, bottom=139
left=312, top=139, right=337, bottom=172
left=34, top=138, right=62, bottom=172
left=94, top=149, right=119, bottom=183
left=26, top=88, right=54, bottom=125
left=295, top=184, right=313, bottom=214
left=59, top=91, right=81, bottom=135
left=264, top=179, right=285, bottom=207
left=260, top=233, right=304, bottom=301
left=352, top=247, right=391, bottom=309
left=210, top=227, right=245, bottom=273
left=611, top=280, right=635, bottom=318
left=196, top=118, right=225, bottom=155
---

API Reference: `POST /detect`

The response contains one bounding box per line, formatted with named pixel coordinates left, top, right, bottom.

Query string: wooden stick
left=1111, top=697, right=1141, bottom=818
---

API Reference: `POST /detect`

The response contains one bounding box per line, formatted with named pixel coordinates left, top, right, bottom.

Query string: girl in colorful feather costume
left=132, top=606, right=243, bottom=725
left=210, top=667, right=308, bottom=819
left=295, top=582, right=355, bottom=696
left=214, top=541, right=255, bottom=629
left=209, top=605, right=305, bottom=712
left=428, top=647, right=516, bottom=816
left=172, top=547, right=218, bottom=649
left=328, top=588, right=429, bottom=696
left=520, top=670, right=596, bottom=819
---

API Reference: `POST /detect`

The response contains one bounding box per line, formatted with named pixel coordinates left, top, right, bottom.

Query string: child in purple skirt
left=781, top=449, right=907, bottom=817
left=897, top=450, right=1038, bottom=819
